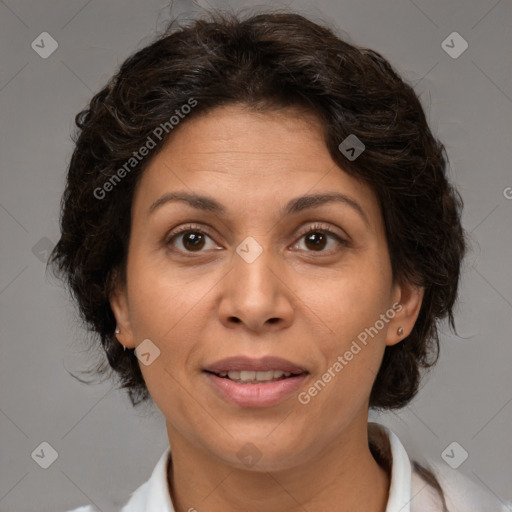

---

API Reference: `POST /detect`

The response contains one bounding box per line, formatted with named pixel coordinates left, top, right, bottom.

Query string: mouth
left=203, top=355, right=308, bottom=382
left=203, top=356, right=309, bottom=407
left=205, top=369, right=305, bottom=384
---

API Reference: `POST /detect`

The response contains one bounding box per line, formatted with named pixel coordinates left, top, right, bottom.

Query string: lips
left=217, top=369, right=293, bottom=383
left=203, top=356, right=309, bottom=407
left=204, top=356, right=307, bottom=375
left=205, top=355, right=308, bottom=385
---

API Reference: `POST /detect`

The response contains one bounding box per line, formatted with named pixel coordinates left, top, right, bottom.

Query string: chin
left=209, top=430, right=312, bottom=472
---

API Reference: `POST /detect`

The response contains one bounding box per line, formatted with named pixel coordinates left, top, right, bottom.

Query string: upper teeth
left=218, top=370, right=292, bottom=382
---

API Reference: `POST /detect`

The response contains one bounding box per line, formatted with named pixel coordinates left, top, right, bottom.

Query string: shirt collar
left=142, top=447, right=175, bottom=512
left=369, top=422, right=413, bottom=512
left=125, top=422, right=412, bottom=512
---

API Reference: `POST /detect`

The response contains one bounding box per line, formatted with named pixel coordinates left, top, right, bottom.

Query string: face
left=111, top=103, right=423, bottom=471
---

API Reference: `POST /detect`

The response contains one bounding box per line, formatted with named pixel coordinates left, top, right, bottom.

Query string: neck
left=166, top=419, right=390, bottom=512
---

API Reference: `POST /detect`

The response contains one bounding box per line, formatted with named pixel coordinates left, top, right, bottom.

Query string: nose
left=217, top=241, right=295, bottom=333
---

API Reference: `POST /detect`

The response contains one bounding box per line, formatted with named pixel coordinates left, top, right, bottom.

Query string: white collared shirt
left=68, top=422, right=510, bottom=512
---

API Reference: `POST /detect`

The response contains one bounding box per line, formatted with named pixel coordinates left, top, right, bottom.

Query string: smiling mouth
left=206, top=370, right=305, bottom=384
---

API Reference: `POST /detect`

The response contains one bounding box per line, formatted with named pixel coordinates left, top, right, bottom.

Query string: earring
left=397, top=327, right=404, bottom=336
left=115, top=328, right=120, bottom=334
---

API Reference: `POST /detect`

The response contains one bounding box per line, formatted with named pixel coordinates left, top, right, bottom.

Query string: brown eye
left=166, top=224, right=218, bottom=253
left=293, top=224, right=347, bottom=254
left=304, top=231, right=328, bottom=251
left=180, top=231, right=206, bottom=251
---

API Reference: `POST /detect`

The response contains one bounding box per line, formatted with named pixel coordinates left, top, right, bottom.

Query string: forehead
left=157, top=103, right=328, bottom=164
left=132, top=104, right=382, bottom=229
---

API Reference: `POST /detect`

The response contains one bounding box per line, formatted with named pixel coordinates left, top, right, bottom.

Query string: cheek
left=124, top=251, right=213, bottom=384
left=302, top=263, right=392, bottom=400
left=125, top=251, right=211, bottom=339
left=307, top=261, right=392, bottom=340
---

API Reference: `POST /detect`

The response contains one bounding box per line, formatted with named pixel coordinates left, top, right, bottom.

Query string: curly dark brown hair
left=48, top=9, right=466, bottom=420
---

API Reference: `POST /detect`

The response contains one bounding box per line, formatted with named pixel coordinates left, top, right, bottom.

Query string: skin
left=110, top=103, right=424, bottom=512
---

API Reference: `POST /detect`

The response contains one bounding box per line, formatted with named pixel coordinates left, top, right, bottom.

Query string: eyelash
left=165, top=223, right=348, bottom=255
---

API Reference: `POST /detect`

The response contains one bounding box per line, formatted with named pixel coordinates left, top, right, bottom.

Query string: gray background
left=0, top=0, right=511, bottom=511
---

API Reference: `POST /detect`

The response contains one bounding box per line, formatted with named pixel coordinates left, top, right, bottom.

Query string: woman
left=50, top=9, right=507, bottom=512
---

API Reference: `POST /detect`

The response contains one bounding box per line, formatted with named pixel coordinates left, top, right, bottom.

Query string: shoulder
left=64, top=447, right=171, bottom=512
left=410, top=459, right=511, bottom=512
left=65, top=507, right=99, bottom=512
left=63, top=482, right=150, bottom=512
left=120, top=480, right=151, bottom=511
left=64, top=482, right=150, bottom=512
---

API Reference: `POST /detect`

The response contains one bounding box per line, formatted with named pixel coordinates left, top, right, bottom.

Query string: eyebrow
left=148, top=191, right=369, bottom=226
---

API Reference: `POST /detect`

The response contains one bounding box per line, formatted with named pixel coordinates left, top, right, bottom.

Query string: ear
left=109, top=270, right=136, bottom=350
left=385, top=279, right=424, bottom=347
